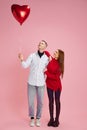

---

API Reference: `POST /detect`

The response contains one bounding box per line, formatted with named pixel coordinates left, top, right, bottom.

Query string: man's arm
left=18, top=53, right=33, bottom=68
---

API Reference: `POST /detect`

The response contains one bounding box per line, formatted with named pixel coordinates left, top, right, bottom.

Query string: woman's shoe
left=47, top=118, right=54, bottom=126
left=53, top=120, right=59, bottom=127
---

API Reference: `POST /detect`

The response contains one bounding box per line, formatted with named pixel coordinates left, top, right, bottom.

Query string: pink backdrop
left=0, top=0, right=87, bottom=130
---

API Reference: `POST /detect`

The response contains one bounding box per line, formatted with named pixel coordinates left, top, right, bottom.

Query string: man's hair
left=41, top=40, right=48, bottom=47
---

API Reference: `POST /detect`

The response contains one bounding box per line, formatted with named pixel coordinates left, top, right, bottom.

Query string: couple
left=18, top=40, right=64, bottom=127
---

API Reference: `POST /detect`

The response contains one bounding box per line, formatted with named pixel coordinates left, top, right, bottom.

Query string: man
left=18, top=40, right=49, bottom=127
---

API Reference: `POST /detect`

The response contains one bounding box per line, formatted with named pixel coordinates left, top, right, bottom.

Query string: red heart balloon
left=11, top=4, right=30, bottom=25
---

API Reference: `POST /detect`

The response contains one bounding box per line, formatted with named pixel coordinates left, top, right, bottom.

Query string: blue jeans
left=27, top=84, right=45, bottom=119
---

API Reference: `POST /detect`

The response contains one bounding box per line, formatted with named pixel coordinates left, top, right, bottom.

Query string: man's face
left=38, top=41, right=47, bottom=51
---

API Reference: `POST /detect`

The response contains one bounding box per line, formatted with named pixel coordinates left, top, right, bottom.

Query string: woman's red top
left=45, top=58, right=62, bottom=91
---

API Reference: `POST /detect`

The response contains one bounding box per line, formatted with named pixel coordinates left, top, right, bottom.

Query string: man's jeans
left=27, top=83, right=45, bottom=119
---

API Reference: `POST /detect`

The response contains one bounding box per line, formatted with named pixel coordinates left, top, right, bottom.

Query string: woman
left=44, top=49, right=64, bottom=127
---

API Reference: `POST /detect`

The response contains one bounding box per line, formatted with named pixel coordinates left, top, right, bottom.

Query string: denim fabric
left=27, top=83, right=45, bottom=119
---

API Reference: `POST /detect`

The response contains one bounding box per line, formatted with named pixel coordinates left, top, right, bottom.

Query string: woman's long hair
left=58, top=49, right=64, bottom=78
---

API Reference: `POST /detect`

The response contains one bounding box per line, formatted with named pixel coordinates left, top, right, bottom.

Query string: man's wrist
left=21, top=59, right=23, bottom=62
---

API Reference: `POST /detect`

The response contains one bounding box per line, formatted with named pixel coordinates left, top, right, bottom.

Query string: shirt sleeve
left=21, top=54, right=33, bottom=68
left=44, top=51, right=50, bottom=57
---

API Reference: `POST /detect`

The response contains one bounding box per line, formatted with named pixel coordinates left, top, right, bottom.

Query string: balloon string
left=18, top=26, right=23, bottom=53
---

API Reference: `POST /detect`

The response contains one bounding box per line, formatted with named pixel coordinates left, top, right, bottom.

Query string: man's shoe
left=36, top=119, right=40, bottom=127
left=30, top=119, right=35, bottom=127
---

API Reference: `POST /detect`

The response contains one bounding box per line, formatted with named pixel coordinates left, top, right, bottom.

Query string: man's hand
left=18, top=53, right=24, bottom=62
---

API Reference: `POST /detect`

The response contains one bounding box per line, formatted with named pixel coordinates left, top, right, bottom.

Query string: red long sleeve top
left=45, top=58, right=62, bottom=91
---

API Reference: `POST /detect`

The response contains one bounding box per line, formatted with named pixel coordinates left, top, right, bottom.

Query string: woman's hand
left=49, top=56, right=52, bottom=61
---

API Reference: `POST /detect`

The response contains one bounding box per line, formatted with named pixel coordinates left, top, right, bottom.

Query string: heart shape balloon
left=11, top=4, right=30, bottom=25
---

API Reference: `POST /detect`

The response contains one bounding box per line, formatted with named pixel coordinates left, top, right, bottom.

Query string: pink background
left=0, top=0, right=87, bottom=130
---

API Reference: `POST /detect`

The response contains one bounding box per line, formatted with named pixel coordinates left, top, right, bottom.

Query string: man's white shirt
left=21, top=52, right=49, bottom=86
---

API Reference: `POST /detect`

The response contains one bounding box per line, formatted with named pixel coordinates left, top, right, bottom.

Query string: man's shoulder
left=28, top=52, right=37, bottom=57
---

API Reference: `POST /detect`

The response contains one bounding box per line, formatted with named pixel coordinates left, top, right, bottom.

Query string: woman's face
left=53, top=50, right=59, bottom=60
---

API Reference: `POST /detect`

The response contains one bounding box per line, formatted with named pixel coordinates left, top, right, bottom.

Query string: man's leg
left=35, top=86, right=44, bottom=126
left=36, top=86, right=45, bottom=118
left=27, top=84, right=36, bottom=126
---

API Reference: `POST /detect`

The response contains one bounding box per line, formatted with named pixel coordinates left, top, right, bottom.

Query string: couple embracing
left=18, top=40, right=64, bottom=127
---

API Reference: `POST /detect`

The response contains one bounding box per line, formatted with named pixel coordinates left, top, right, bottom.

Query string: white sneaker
left=36, top=119, right=40, bottom=127
left=30, top=119, right=35, bottom=127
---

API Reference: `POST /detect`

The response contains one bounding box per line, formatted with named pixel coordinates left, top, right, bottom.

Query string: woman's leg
left=54, top=89, right=61, bottom=126
left=47, top=87, right=54, bottom=126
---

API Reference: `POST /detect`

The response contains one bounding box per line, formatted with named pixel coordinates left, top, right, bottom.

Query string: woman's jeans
left=47, top=87, right=61, bottom=121
left=27, top=83, right=45, bottom=119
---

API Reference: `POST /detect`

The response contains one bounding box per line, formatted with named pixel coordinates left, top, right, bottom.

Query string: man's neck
left=38, top=50, right=44, bottom=58
left=38, top=50, right=44, bottom=53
